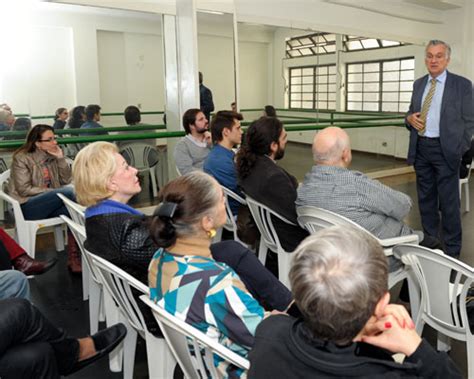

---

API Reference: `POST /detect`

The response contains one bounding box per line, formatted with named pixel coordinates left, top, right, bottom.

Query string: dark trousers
left=0, top=298, right=79, bottom=379
left=414, top=138, right=461, bottom=256
left=20, top=187, right=75, bottom=221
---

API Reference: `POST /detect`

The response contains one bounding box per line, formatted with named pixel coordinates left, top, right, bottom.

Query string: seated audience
left=5, top=113, right=15, bottom=129
left=67, top=105, right=86, bottom=129
left=249, top=227, right=462, bottom=378
left=0, top=227, right=56, bottom=276
left=296, top=127, right=441, bottom=254
left=72, top=142, right=291, bottom=312
left=149, top=171, right=268, bottom=378
left=3, top=117, right=32, bottom=140
left=174, top=108, right=211, bottom=175
left=0, top=109, right=10, bottom=132
left=204, top=110, right=244, bottom=216
left=80, top=104, right=108, bottom=135
left=263, top=105, right=277, bottom=117
left=0, top=271, right=29, bottom=300
left=53, top=107, right=68, bottom=130
left=0, top=298, right=126, bottom=379
left=8, top=125, right=81, bottom=273
left=117, top=105, right=155, bottom=148
left=236, top=116, right=308, bottom=252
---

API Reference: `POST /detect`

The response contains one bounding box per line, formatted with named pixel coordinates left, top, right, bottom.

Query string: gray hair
left=426, top=39, right=451, bottom=59
left=289, top=226, right=388, bottom=344
left=312, top=131, right=350, bottom=163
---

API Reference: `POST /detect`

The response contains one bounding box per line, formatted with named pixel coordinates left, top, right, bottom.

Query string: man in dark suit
left=406, top=40, right=474, bottom=257
left=199, top=71, right=214, bottom=123
left=236, top=116, right=308, bottom=252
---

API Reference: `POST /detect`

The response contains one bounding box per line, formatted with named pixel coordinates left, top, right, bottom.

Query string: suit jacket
left=406, top=71, right=474, bottom=170
left=239, top=155, right=308, bottom=252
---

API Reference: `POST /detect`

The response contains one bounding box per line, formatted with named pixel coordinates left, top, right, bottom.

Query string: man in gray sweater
left=174, top=108, right=211, bottom=175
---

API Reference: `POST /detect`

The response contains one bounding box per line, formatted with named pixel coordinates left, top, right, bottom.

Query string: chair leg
left=258, top=239, right=267, bottom=265
left=278, top=252, right=292, bottom=289
left=104, top=292, right=123, bottom=372
left=149, top=169, right=158, bottom=198
left=467, top=340, right=474, bottom=379
left=145, top=331, right=176, bottom=379
left=465, top=182, right=470, bottom=212
left=436, top=332, right=451, bottom=352
left=82, top=255, right=90, bottom=301
left=121, top=317, right=138, bottom=379
left=18, top=224, right=38, bottom=258
left=88, top=278, right=101, bottom=334
left=53, top=225, right=65, bottom=251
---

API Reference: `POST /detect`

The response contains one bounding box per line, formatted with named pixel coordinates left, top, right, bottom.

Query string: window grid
left=289, top=65, right=336, bottom=110
left=343, top=36, right=406, bottom=52
left=286, top=32, right=337, bottom=58
left=346, top=57, right=414, bottom=113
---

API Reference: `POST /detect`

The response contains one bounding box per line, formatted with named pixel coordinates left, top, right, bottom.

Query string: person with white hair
left=249, top=227, right=462, bottom=378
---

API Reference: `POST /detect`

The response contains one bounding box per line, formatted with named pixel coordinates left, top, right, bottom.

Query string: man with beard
left=236, top=116, right=308, bottom=252
left=174, top=108, right=212, bottom=175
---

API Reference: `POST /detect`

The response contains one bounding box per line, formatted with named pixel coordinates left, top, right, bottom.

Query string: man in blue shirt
left=204, top=110, right=243, bottom=216
left=406, top=40, right=474, bottom=257
left=81, top=104, right=108, bottom=136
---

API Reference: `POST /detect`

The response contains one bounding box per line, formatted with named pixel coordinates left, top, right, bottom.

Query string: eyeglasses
left=38, top=137, right=57, bottom=142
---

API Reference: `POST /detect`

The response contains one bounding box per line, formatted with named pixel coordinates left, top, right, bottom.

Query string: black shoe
left=67, top=323, right=127, bottom=375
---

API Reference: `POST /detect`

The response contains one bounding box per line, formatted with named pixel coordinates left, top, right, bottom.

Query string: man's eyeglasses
left=38, top=137, right=57, bottom=142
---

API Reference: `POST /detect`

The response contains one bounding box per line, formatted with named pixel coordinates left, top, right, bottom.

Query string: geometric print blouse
left=148, top=248, right=265, bottom=378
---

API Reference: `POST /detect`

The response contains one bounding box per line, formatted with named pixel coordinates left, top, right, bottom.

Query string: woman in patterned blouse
left=148, top=171, right=268, bottom=378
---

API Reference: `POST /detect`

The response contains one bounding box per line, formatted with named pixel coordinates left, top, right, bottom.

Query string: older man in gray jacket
left=296, top=127, right=440, bottom=250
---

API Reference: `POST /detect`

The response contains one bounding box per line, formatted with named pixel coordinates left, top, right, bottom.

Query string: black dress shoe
left=67, top=323, right=127, bottom=375
left=12, top=254, right=57, bottom=276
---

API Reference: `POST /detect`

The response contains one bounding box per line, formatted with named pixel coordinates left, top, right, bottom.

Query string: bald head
left=312, top=127, right=351, bottom=166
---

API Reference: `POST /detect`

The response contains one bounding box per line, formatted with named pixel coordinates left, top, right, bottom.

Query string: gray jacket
left=174, top=136, right=210, bottom=175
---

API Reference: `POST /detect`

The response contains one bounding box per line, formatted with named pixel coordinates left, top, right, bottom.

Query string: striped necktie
left=419, top=78, right=437, bottom=135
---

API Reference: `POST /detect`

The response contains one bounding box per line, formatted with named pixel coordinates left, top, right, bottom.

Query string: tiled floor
left=21, top=142, right=472, bottom=378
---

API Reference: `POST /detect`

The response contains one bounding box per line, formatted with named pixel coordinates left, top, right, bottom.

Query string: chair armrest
left=379, top=234, right=419, bottom=247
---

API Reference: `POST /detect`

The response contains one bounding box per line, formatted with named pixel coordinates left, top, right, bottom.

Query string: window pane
left=361, top=39, right=379, bottom=49
left=401, top=59, right=415, bottom=70
left=317, top=66, right=328, bottom=75
left=291, top=77, right=302, bottom=85
left=302, top=68, right=313, bottom=76
left=381, top=40, right=399, bottom=47
left=399, top=92, right=412, bottom=102
left=399, top=102, right=410, bottom=112
left=364, top=92, right=379, bottom=101
left=363, top=102, right=379, bottom=111
left=291, top=93, right=301, bottom=101
left=383, top=60, right=400, bottom=71
left=302, top=76, right=313, bottom=84
left=328, top=84, right=336, bottom=92
left=400, top=71, right=414, bottom=80
left=348, top=73, right=363, bottom=82
left=302, top=93, right=313, bottom=101
left=364, top=72, right=380, bottom=82
left=328, top=93, right=336, bottom=101
left=288, top=50, right=300, bottom=58
left=328, top=101, right=336, bottom=109
left=328, top=75, right=336, bottom=83
left=363, top=82, right=379, bottom=92
left=348, top=93, right=363, bottom=101
left=383, top=82, right=398, bottom=91
left=291, top=68, right=301, bottom=76
left=383, top=71, right=400, bottom=81
left=383, top=92, right=399, bottom=102
left=317, top=84, right=328, bottom=92
left=302, top=102, right=313, bottom=109
left=318, top=93, right=328, bottom=101
left=364, top=63, right=379, bottom=72
left=348, top=64, right=362, bottom=73
left=290, top=101, right=301, bottom=108
left=347, top=40, right=363, bottom=50
left=303, top=84, right=313, bottom=92
left=347, top=102, right=362, bottom=110
left=317, top=101, right=328, bottom=109
left=400, top=81, right=413, bottom=91
left=382, top=102, right=399, bottom=112
left=348, top=83, right=362, bottom=92
left=328, top=65, right=336, bottom=74
left=292, top=85, right=301, bottom=92
left=318, top=76, right=328, bottom=84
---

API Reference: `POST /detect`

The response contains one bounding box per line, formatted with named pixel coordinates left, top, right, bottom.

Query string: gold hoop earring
left=207, top=229, right=216, bottom=239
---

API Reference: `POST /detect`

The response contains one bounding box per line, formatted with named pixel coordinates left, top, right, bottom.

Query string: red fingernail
left=385, top=322, right=392, bottom=329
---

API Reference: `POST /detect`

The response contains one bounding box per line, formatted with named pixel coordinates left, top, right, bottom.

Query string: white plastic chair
left=214, top=186, right=247, bottom=246
left=141, top=295, right=250, bottom=378
left=120, top=143, right=159, bottom=198
left=393, top=244, right=474, bottom=378
left=460, top=159, right=472, bottom=212
left=90, top=253, right=175, bottom=379
left=245, top=195, right=296, bottom=288
left=0, top=170, right=65, bottom=257
left=57, top=193, right=85, bottom=226
left=60, top=215, right=106, bottom=334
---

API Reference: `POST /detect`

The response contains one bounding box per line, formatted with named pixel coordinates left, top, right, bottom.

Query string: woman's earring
left=207, top=229, right=217, bottom=239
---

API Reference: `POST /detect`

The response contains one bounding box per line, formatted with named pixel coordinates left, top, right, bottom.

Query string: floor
left=17, top=142, right=472, bottom=378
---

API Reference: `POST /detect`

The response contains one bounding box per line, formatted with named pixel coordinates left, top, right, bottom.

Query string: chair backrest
left=0, top=157, right=8, bottom=173
left=57, top=193, right=86, bottom=226
left=463, top=159, right=473, bottom=182
left=60, top=215, right=102, bottom=286
left=0, top=169, right=26, bottom=223
left=297, top=205, right=369, bottom=234
left=120, top=143, right=159, bottom=171
left=90, top=253, right=150, bottom=338
left=393, top=244, right=474, bottom=341
left=140, top=295, right=250, bottom=378
left=221, top=186, right=246, bottom=233
left=245, top=195, right=294, bottom=254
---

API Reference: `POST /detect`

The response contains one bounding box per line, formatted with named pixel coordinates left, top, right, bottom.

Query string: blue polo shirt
left=204, top=144, right=243, bottom=216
